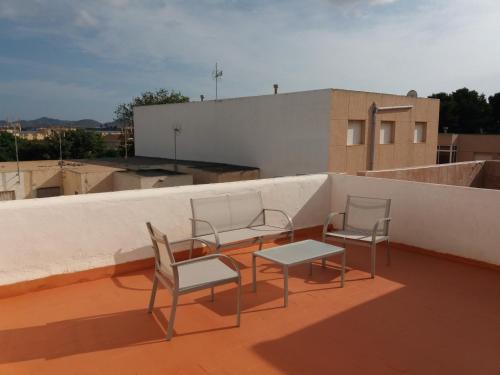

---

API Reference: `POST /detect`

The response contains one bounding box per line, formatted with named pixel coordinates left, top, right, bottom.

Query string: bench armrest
left=189, top=218, right=221, bottom=249
left=263, top=208, right=294, bottom=231
left=169, top=237, right=215, bottom=258
left=323, top=212, right=345, bottom=237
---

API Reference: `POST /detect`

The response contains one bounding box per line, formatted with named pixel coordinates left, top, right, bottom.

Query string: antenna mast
left=212, top=63, right=223, bottom=100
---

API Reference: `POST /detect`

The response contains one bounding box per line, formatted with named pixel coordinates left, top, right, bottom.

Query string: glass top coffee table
left=252, top=239, right=346, bottom=307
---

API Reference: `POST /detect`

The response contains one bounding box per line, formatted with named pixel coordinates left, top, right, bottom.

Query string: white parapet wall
left=0, top=174, right=331, bottom=286
left=1, top=172, right=499, bottom=287
left=330, top=173, right=500, bottom=266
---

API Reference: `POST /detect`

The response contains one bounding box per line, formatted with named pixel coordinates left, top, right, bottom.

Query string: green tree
left=429, top=88, right=496, bottom=134
left=0, top=132, right=16, bottom=161
left=45, top=129, right=106, bottom=159
left=488, top=92, right=500, bottom=132
left=429, top=92, right=457, bottom=133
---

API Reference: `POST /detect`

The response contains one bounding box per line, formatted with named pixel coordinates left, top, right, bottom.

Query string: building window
left=414, top=122, right=427, bottom=143
left=437, top=145, right=457, bottom=164
left=347, top=120, right=364, bottom=145
left=379, top=121, right=394, bottom=144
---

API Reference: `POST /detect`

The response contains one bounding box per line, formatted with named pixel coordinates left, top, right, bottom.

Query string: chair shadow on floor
left=0, top=308, right=165, bottom=363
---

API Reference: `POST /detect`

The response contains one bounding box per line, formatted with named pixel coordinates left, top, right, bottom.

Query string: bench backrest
left=344, top=195, right=391, bottom=236
left=191, top=191, right=265, bottom=236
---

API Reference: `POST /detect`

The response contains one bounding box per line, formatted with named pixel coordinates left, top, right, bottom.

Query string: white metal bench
left=190, top=191, right=294, bottom=252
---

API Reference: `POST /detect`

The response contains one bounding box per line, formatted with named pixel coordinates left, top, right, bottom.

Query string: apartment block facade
left=134, top=89, right=439, bottom=177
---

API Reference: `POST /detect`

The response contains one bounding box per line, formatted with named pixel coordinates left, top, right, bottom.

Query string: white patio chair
left=322, top=195, right=391, bottom=278
left=146, top=222, right=241, bottom=340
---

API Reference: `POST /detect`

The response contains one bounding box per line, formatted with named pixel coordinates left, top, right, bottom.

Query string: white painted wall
left=0, top=174, right=331, bottom=285
left=134, top=90, right=332, bottom=178
left=330, top=174, right=500, bottom=265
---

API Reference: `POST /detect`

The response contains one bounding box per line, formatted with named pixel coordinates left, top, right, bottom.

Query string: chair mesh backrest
left=146, top=222, right=175, bottom=281
left=344, top=196, right=391, bottom=235
left=191, top=191, right=264, bottom=236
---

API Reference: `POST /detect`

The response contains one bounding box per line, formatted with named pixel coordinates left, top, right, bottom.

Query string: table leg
left=252, top=254, right=257, bottom=292
left=283, top=266, right=288, bottom=307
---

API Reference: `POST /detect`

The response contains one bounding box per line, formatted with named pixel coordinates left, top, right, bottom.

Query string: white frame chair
left=322, top=195, right=392, bottom=278
left=146, top=222, right=241, bottom=340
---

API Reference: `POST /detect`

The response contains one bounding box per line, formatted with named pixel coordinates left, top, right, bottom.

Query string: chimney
left=200, top=94, right=205, bottom=102
left=273, top=84, right=278, bottom=95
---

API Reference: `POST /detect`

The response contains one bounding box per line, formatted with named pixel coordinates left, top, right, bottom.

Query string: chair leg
left=258, top=237, right=263, bottom=250
left=147, top=276, right=158, bottom=313
left=341, top=250, right=346, bottom=287
left=166, top=292, right=178, bottom=341
left=236, top=278, right=241, bottom=327
left=321, top=258, right=326, bottom=268
left=210, top=287, right=215, bottom=302
left=370, top=243, right=376, bottom=278
left=290, top=231, right=294, bottom=243
left=386, top=240, right=391, bottom=266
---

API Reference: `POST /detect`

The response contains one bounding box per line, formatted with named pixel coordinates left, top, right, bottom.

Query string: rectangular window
left=347, top=120, right=364, bottom=145
left=414, top=122, right=427, bottom=143
left=437, top=145, right=457, bottom=164
left=380, top=121, right=394, bottom=144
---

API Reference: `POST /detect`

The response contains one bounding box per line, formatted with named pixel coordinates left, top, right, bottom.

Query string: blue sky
left=0, top=0, right=499, bottom=122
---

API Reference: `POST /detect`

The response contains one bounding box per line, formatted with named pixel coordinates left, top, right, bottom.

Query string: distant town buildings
left=0, top=157, right=259, bottom=201
left=0, top=124, right=123, bottom=151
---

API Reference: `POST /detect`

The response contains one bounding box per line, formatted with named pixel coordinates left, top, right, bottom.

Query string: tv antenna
left=172, top=123, right=182, bottom=170
left=212, top=62, right=223, bottom=100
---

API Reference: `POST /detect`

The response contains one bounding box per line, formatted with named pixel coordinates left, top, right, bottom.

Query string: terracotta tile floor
left=1, top=238, right=499, bottom=375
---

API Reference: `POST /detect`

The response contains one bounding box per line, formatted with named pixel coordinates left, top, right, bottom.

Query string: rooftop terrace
left=0, top=173, right=499, bottom=374
left=1, top=237, right=499, bottom=374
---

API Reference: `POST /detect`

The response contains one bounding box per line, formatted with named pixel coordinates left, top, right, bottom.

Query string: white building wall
left=134, top=90, right=332, bottom=178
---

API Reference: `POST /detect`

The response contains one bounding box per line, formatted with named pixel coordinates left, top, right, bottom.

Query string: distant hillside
left=0, top=117, right=122, bottom=129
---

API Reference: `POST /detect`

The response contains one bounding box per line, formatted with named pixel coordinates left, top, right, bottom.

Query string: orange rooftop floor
left=1, top=235, right=499, bottom=375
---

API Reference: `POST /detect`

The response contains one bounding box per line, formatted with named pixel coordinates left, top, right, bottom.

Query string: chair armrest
left=323, top=212, right=345, bottom=235
left=172, top=254, right=241, bottom=278
left=371, top=217, right=392, bottom=241
left=169, top=238, right=215, bottom=258
left=189, top=218, right=221, bottom=249
left=263, top=208, right=294, bottom=231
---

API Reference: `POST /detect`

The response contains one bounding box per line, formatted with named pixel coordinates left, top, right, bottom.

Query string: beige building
left=438, top=133, right=500, bottom=163
left=0, top=157, right=259, bottom=200
left=134, top=88, right=439, bottom=177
